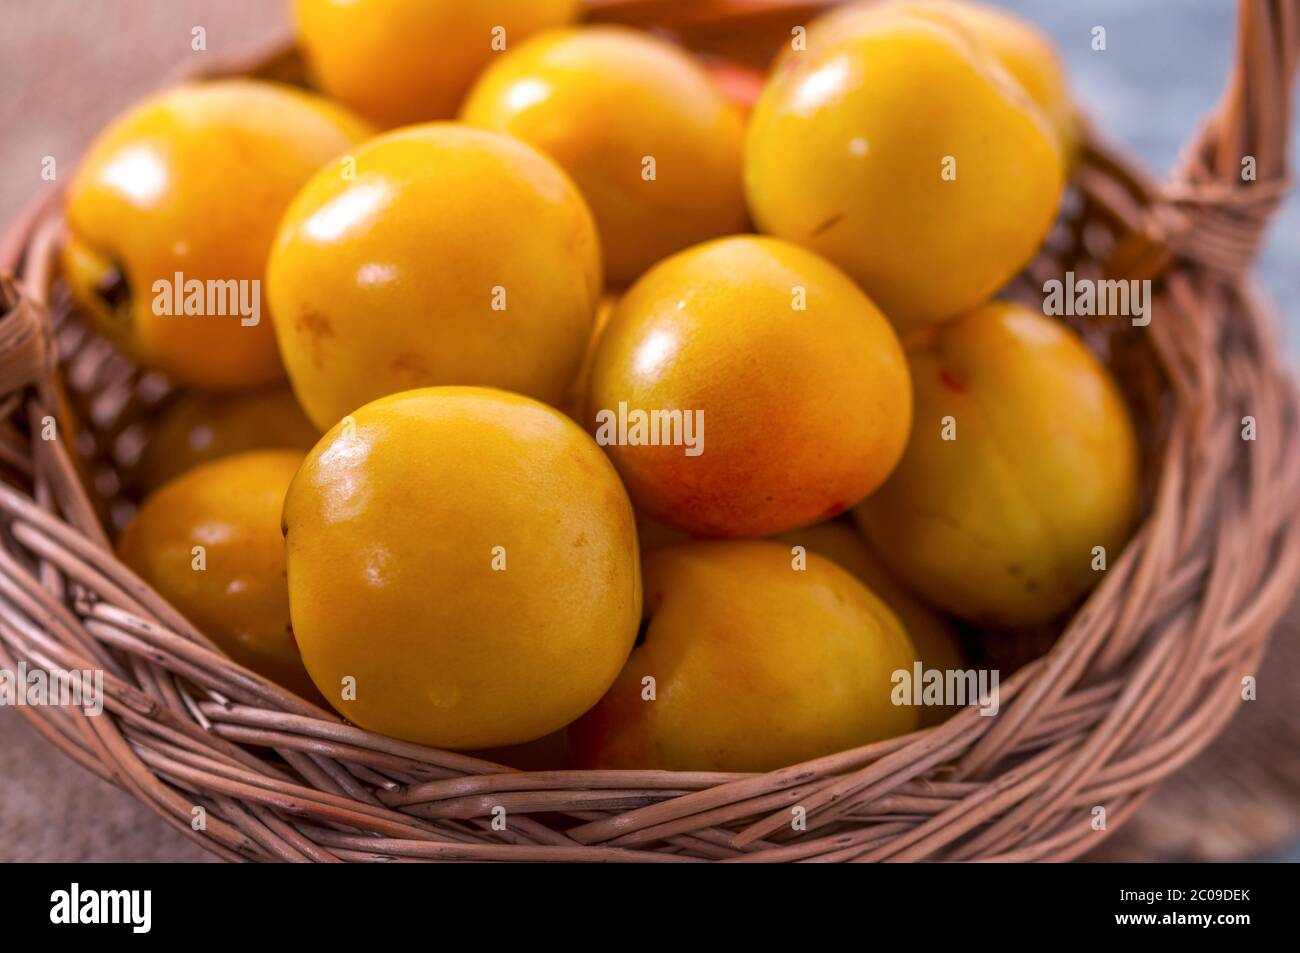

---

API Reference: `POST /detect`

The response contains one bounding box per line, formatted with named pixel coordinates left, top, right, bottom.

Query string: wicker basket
left=0, top=0, right=1298, bottom=863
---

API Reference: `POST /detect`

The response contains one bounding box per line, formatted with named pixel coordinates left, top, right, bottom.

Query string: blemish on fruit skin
left=296, top=309, right=335, bottom=366
left=573, top=532, right=588, bottom=548
left=390, top=352, right=429, bottom=377
left=809, top=211, right=845, bottom=237
left=822, top=500, right=847, bottom=518
left=939, top=368, right=965, bottom=393
left=296, top=309, right=334, bottom=342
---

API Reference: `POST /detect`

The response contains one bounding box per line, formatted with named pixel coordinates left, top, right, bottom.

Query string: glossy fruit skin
left=569, top=540, right=918, bottom=772
left=856, top=302, right=1140, bottom=627
left=267, top=124, right=602, bottom=431
left=63, top=80, right=372, bottom=390
left=282, top=387, right=641, bottom=749
left=641, top=513, right=964, bottom=726
left=643, top=515, right=964, bottom=693
left=584, top=236, right=911, bottom=538
left=118, top=451, right=319, bottom=700
left=294, top=0, right=582, bottom=127
left=746, top=14, right=1063, bottom=327
left=777, top=519, right=963, bottom=726
left=462, top=26, right=749, bottom=285
left=799, top=0, right=1076, bottom=160
left=137, top=385, right=319, bottom=492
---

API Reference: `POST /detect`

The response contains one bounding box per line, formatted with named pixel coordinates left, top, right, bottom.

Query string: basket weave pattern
left=0, top=0, right=1297, bottom=862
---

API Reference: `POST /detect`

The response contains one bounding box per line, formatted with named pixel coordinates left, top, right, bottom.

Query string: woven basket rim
left=1, top=0, right=1298, bottom=863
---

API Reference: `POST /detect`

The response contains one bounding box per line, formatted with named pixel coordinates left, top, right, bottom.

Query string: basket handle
left=0, top=275, right=54, bottom=398
left=1136, top=0, right=1300, bottom=279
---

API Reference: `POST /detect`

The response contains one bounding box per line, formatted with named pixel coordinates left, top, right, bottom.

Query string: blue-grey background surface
left=1001, top=0, right=1299, bottom=356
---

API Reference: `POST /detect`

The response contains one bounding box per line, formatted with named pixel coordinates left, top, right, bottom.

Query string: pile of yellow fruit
left=64, top=0, right=1140, bottom=773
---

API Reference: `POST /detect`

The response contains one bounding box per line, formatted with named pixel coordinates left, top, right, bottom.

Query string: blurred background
left=0, top=0, right=1296, bottom=862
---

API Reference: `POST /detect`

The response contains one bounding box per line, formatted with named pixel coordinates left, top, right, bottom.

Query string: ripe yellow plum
left=282, top=387, right=641, bottom=748
left=294, top=0, right=582, bottom=127
left=856, top=302, right=1140, bottom=627
left=747, top=14, right=1063, bottom=327
left=778, top=519, right=965, bottom=726
left=796, top=0, right=1077, bottom=159
left=268, top=124, right=602, bottom=430
left=118, top=451, right=319, bottom=700
left=585, top=236, right=911, bottom=538
left=63, top=81, right=371, bottom=389
left=137, top=385, right=318, bottom=492
left=570, top=540, right=918, bottom=771
left=462, top=26, right=749, bottom=284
